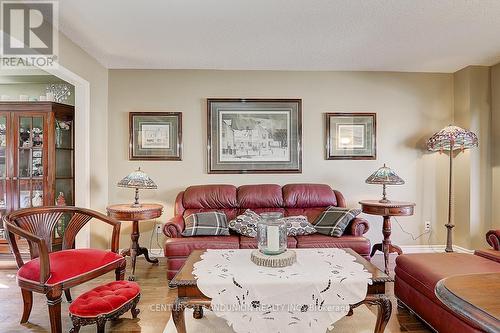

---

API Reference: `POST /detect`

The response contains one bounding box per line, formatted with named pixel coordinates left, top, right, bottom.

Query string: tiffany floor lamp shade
left=427, top=125, right=478, bottom=252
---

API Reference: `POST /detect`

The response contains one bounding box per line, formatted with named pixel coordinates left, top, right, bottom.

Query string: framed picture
left=326, top=113, right=376, bottom=160
left=129, top=112, right=182, bottom=160
left=208, top=98, right=302, bottom=173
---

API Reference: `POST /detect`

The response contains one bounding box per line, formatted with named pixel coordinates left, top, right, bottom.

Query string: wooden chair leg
left=20, top=288, right=33, bottom=323
left=64, top=289, right=72, bottom=303
left=131, top=297, right=140, bottom=318
left=69, top=325, right=80, bottom=333
left=46, top=290, right=63, bottom=333
left=115, top=264, right=126, bottom=281
left=96, top=316, right=106, bottom=333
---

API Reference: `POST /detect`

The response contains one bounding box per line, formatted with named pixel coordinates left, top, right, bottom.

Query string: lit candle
left=267, top=225, right=280, bottom=252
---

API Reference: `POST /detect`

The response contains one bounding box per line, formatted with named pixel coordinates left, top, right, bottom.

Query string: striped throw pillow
left=181, top=212, right=230, bottom=237
left=313, top=206, right=361, bottom=237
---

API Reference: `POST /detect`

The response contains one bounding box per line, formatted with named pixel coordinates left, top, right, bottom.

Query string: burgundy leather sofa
left=395, top=230, right=500, bottom=333
left=163, top=183, right=370, bottom=280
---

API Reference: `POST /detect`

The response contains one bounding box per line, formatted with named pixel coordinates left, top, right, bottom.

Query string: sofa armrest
left=486, top=229, right=500, bottom=250
left=163, top=215, right=185, bottom=238
left=347, top=217, right=370, bottom=236
left=474, top=249, right=500, bottom=263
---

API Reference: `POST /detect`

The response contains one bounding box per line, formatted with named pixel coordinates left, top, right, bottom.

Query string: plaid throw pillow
left=228, top=209, right=260, bottom=237
left=283, top=216, right=316, bottom=236
left=313, top=206, right=361, bottom=237
left=181, top=212, right=230, bottom=237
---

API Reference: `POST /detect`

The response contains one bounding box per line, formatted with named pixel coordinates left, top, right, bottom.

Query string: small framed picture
left=129, top=112, right=182, bottom=160
left=207, top=98, right=302, bottom=173
left=326, top=113, right=376, bottom=160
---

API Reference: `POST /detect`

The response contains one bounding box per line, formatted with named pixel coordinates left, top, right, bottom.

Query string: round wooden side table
left=359, top=200, right=415, bottom=275
left=107, top=203, right=163, bottom=281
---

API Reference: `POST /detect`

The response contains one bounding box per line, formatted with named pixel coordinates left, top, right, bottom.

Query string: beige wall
left=108, top=70, right=453, bottom=249
left=57, top=33, right=110, bottom=248
left=492, top=64, right=500, bottom=230
left=453, top=66, right=492, bottom=249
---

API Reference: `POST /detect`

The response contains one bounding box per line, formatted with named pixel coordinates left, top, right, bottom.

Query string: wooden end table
left=435, top=273, right=500, bottom=333
left=107, top=203, right=163, bottom=280
left=169, top=249, right=393, bottom=333
left=359, top=200, right=415, bottom=275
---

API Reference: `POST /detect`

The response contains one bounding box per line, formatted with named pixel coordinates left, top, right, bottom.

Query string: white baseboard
left=399, top=245, right=474, bottom=254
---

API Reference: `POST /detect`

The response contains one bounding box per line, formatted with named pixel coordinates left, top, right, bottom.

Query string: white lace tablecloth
left=193, top=249, right=372, bottom=333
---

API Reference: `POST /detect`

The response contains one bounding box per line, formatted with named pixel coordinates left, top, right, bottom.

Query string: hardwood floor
left=0, top=253, right=433, bottom=333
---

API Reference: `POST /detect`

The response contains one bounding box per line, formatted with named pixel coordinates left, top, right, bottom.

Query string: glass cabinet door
left=55, top=119, right=73, bottom=206
left=15, top=115, right=45, bottom=209
left=0, top=114, right=8, bottom=240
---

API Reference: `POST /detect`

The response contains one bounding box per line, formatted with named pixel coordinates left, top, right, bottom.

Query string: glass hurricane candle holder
left=257, top=212, right=287, bottom=255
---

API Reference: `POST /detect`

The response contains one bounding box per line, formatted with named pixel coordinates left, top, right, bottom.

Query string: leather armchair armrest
left=347, top=217, right=370, bottom=236
left=474, top=249, right=500, bottom=263
left=163, top=215, right=185, bottom=238
left=486, top=230, right=500, bottom=250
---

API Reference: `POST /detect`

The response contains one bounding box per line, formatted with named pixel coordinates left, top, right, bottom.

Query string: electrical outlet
left=155, top=224, right=163, bottom=234
left=424, top=221, right=431, bottom=232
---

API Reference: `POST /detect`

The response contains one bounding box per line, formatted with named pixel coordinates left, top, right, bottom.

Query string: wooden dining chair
left=3, top=206, right=127, bottom=333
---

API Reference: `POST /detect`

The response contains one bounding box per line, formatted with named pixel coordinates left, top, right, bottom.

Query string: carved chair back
left=3, top=206, right=121, bottom=270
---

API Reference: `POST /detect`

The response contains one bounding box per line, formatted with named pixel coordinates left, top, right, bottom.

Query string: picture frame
left=129, top=112, right=182, bottom=160
left=325, top=113, right=376, bottom=160
left=207, top=98, right=302, bottom=174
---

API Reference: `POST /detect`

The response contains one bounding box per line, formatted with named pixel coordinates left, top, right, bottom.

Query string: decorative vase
left=257, top=212, right=287, bottom=255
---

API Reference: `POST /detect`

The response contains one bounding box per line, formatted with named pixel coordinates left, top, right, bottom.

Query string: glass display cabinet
left=0, top=102, right=74, bottom=253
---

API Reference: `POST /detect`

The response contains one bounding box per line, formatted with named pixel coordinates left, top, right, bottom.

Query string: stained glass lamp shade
left=427, top=125, right=478, bottom=152
left=365, top=164, right=405, bottom=203
left=117, top=167, right=157, bottom=207
left=426, top=125, right=478, bottom=253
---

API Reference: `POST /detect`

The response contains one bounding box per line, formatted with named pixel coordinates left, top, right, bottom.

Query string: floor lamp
left=426, top=125, right=478, bottom=252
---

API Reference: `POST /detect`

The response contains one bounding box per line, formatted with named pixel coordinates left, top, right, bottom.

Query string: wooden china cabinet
left=0, top=102, right=75, bottom=254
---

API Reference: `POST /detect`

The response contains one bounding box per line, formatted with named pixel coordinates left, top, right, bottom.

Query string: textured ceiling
left=58, top=0, right=500, bottom=72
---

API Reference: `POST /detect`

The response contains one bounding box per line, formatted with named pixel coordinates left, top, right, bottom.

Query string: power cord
left=149, top=219, right=164, bottom=257
left=392, top=216, right=441, bottom=253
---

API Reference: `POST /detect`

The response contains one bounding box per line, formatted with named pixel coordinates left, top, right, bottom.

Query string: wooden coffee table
left=435, top=273, right=500, bottom=333
left=169, top=248, right=392, bottom=333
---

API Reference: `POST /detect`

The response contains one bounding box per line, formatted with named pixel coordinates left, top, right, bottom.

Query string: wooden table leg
left=172, top=298, right=186, bottom=333
left=137, top=246, right=159, bottom=264
left=370, top=215, right=403, bottom=275
left=127, top=220, right=140, bottom=280
left=121, top=220, right=159, bottom=280
left=351, top=294, right=392, bottom=333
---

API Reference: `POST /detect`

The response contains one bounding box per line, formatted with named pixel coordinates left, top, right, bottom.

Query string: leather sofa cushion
left=18, top=249, right=124, bottom=286
left=295, top=234, right=370, bottom=257
left=183, top=185, right=237, bottom=209
left=395, top=253, right=500, bottom=304
left=164, top=235, right=240, bottom=257
left=238, top=184, right=283, bottom=208
left=184, top=208, right=239, bottom=221
left=283, top=184, right=337, bottom=208
left=395, top=275, right=482, bottom=333
left=69, top=280, right=140, bottom=317
left=239, top=235, right=297, bottom=249
left=285, top=208, right=325, bottom=222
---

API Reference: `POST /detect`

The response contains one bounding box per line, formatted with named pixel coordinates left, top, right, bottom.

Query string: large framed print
left=208, top=99, right=302, bottom=173
left=129, top=112, right=182, bottom=160
left=326, top=113, right=376, bottom=160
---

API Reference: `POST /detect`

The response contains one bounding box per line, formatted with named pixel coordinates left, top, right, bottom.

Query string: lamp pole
left=445, top=144, right=454, bottom=253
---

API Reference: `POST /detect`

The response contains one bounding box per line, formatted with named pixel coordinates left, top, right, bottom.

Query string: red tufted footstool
left=69, top=280, right=141, bottom=333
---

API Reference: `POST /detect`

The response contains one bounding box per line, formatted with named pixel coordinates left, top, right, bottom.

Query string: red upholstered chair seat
left=69, top=281, right=140, bottom=317
left=18, top=249, right=124, bottom=286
